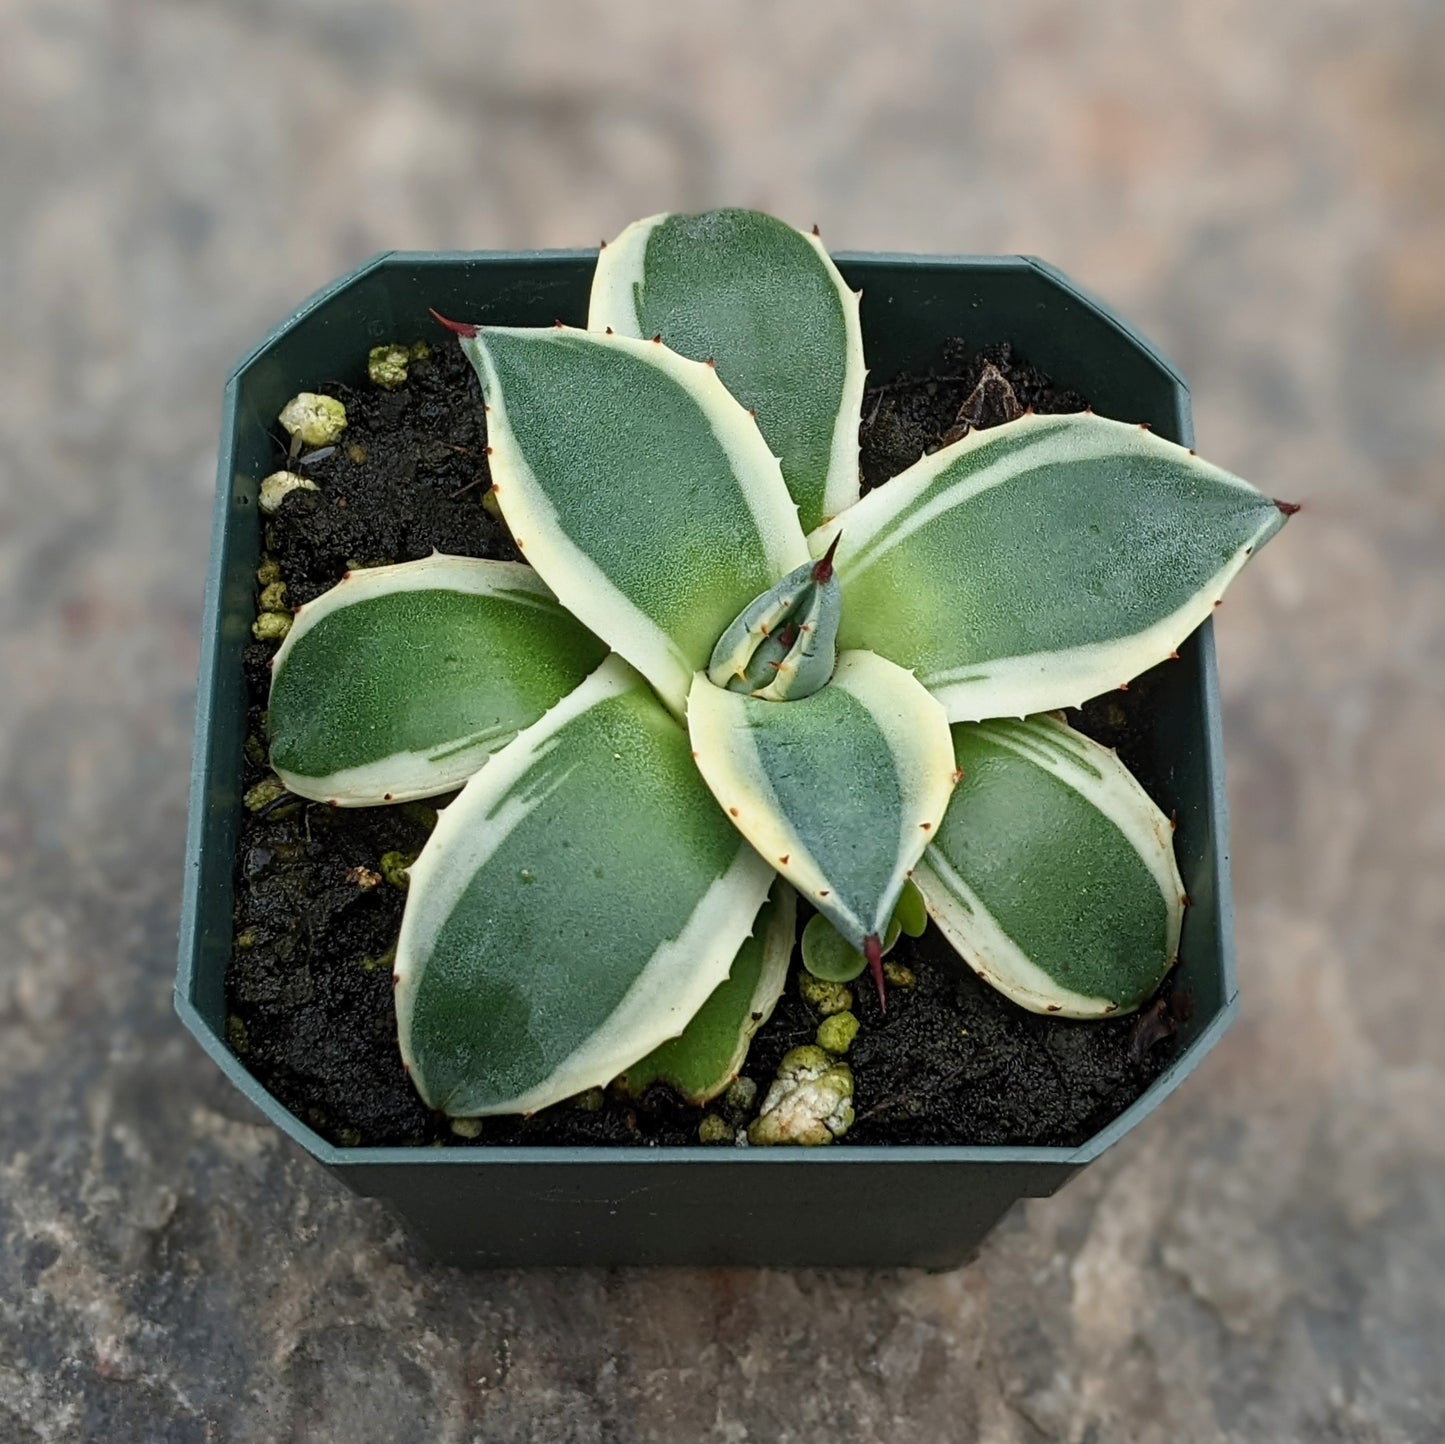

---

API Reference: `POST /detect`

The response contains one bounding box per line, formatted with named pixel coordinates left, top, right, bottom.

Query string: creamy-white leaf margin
left=913, top=713, right=1186, bottom=1018
left=463, top=325, right=810, bottom=716
left=588, top=209, right=866, bottom=531
left=268, top=554, right=604, bottom=806
left=395, top=656, right=774, bottom=1117
left=687, top=649, right=956, bottom=951
left=617, top=879, right=798, bottom=1105
left=808, top=412, right=1290, bottom=721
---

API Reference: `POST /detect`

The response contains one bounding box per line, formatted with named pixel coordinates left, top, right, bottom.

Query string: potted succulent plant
left=177, top=210, right=1292, bottom=1267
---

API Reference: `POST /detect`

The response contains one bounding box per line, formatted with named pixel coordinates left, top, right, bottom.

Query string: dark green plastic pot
left=178, top=251, right=1237, bottom=1269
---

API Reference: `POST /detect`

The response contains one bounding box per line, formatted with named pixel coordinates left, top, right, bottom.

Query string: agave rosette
left=265, top=208, right=1291, bottom=1119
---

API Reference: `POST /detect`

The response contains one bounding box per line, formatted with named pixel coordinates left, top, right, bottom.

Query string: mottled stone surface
left=2, top=2, right=1442, bottom=1440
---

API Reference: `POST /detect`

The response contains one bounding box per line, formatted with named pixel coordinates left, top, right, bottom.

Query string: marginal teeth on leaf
left=266, top=555, right=605, bottom=806
left=462, top=324, right=811, bottom=714
left=812, top=412, right=1285, bottom=721
left=913, top=714, right=1184, bottom=1019
left=688, top=652, right=953, bottom=961
left=618, top=882, right=796, bottom=1106
left=588, top=208, right=863, bottom=532
left=396, top=661, right=773, bottom=1117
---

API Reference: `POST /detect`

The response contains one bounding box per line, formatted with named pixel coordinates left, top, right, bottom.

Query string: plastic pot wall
left=178, top=251, right=1238, bottom=1269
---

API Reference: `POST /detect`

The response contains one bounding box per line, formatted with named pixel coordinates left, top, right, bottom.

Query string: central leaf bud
left=707, top=535, right=842, bottom=701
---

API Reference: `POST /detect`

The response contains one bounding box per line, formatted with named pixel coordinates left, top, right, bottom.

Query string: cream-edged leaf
left=590, top=208, right=865, bottom=533
left=617, top=880, right=797, bottom=1105
left=687, top=650, right=956, bottom=957
left=914, top=714, right=1186, bottom=1017
left=812, top=412, right=1291, bottom=720
left=460, top=325, right=810, bottom=715
left=267, top=555, right=606, bottom=805
left=395, top=657, right=774, bottom=1117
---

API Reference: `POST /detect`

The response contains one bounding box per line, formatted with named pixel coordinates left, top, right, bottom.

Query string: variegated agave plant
left=265, top=208, right=1293, bottom=1121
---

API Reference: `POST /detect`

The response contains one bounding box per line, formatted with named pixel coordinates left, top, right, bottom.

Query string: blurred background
left=2, top=1, right=1442, bottom=1440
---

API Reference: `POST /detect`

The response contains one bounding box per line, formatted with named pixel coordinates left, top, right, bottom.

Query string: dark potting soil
left=226, top=332, right=1182, bottom=1150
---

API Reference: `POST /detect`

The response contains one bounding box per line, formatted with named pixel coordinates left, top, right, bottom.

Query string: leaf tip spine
left=811, top=532, right=842, bottom=583
left=1274, top=498, right=1302, bottom=517
left=428, top=308, right=478, bottom=339
left=865, top=935, right=886, bottom=1011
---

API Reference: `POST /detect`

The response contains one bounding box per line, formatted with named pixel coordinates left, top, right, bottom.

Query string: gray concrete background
left=2, top=2, right=1442, bottom=1440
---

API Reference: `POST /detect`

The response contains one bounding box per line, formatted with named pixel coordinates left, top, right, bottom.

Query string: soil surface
left=227, top=331, right=1180, bottom=1149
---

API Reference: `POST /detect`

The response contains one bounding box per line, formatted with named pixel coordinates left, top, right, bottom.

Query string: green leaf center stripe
left=810, top=412, right=1286, bottom=720
left=750, top=681, right=904, bottom=941
left=916, top=845, right=1121, bottom=1014
left=914, top=715, right=1185, bottom=1016
left=396, top=657, right=772, bottom=1117
left=467, top=327, right=810, bottom=714
left=978, top=716, right=1184, bottom=909
left=687, top=650, right=955, bottom=948
left=267, top=555, right=606, bottom=805
left=589, top=209, right=865, bottom=532
left=834, top=420, right=1075, bottom=580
